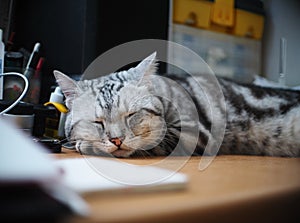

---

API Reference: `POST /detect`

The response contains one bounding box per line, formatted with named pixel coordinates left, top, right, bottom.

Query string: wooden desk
left=55, top=148, right=300, bottom=223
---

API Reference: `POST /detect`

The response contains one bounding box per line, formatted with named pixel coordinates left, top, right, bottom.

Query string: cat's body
left=216, top=78, right=300, bottom=156
left=55, top=53, right=300, bottom=157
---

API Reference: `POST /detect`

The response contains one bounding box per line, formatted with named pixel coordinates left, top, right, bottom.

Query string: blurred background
left=0, top=0, right=299, bottom=104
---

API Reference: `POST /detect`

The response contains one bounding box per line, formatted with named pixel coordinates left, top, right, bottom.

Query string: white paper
left=55, top=157, right=188, bottom=194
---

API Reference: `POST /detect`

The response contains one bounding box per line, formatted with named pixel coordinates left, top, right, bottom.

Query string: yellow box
left=234, top=9, right=264, bottom=39
left=173, top=0, right=212, bottom=29
left=173, top=0, right=265, bottom=39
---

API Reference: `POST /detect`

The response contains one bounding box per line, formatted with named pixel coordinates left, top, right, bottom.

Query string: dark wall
left=13, top=0, right=169, bottom=102
left=14, top=0, right=87, bottom=102
left=95, top=1, right=170, bottom=56
left=14, top=0, right=86, bottom=73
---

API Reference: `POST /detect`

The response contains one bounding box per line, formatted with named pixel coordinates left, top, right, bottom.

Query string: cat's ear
left=133, top=52, right=158, bottom=81
left=53, top=70, right=78, bottom=97
left=53, top=70, right=79, bottom=109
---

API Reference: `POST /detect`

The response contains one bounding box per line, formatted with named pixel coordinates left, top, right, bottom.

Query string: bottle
left=0, top=29, right=4, bottom=100
left=44, top=86, right=68, bottom=139
left=49, top=86, right=64, bottom=103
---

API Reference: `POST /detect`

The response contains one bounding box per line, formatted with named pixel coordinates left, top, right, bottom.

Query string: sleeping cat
left=54, top=52, right=300, bottom=157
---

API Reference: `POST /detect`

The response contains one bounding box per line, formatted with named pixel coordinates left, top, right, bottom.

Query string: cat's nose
left=110, top=137, right=123, bottom=146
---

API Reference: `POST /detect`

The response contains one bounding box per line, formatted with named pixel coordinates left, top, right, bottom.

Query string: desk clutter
left=0, top=28, right=70, bottom=152
left=0, top=99, right=66, bottom=153
left=1, top=32, right=44, bottom=104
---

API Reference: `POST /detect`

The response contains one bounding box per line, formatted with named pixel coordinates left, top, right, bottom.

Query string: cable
left=0, top=72, right=29, bottom=115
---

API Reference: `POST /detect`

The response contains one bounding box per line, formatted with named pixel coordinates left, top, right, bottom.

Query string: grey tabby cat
left=54, top=52, right=300, bottom=157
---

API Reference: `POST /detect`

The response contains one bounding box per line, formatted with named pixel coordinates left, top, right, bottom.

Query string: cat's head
left=54, top=52, right=167, bottom=157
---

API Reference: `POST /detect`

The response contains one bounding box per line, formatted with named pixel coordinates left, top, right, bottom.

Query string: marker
left=36, top=57, right=45, bottom=72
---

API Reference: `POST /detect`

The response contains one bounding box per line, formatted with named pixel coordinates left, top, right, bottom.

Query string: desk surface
left=55, top=148, right=300, bottom=223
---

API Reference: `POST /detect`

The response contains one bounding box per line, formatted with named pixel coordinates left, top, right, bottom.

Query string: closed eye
left=142, top=108, right=161, bottom=116
left=127, top=112, right=137, bottom=118
left=93, top=120, right=104, bottom=128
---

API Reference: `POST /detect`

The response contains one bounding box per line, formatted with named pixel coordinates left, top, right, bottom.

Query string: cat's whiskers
left=133, top=148, right=153, bottom=158
left=65, top=139, right=76, bottom=143
left=59, top=138, right=71, bottom=144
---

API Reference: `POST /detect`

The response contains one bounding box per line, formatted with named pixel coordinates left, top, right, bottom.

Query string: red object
left=36, top=57, right=45, bottom=71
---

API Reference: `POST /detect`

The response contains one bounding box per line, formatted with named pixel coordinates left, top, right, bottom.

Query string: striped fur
left=54, top=53, right=300, bottom=157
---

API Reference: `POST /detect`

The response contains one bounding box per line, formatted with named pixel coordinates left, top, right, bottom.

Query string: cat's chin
left=111, top=149, right=133, bottom=158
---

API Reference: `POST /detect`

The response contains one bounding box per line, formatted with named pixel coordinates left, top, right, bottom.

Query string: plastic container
left=0, top=101, right=35, bottom=135
left=170, top=24, right=261, bottom=83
